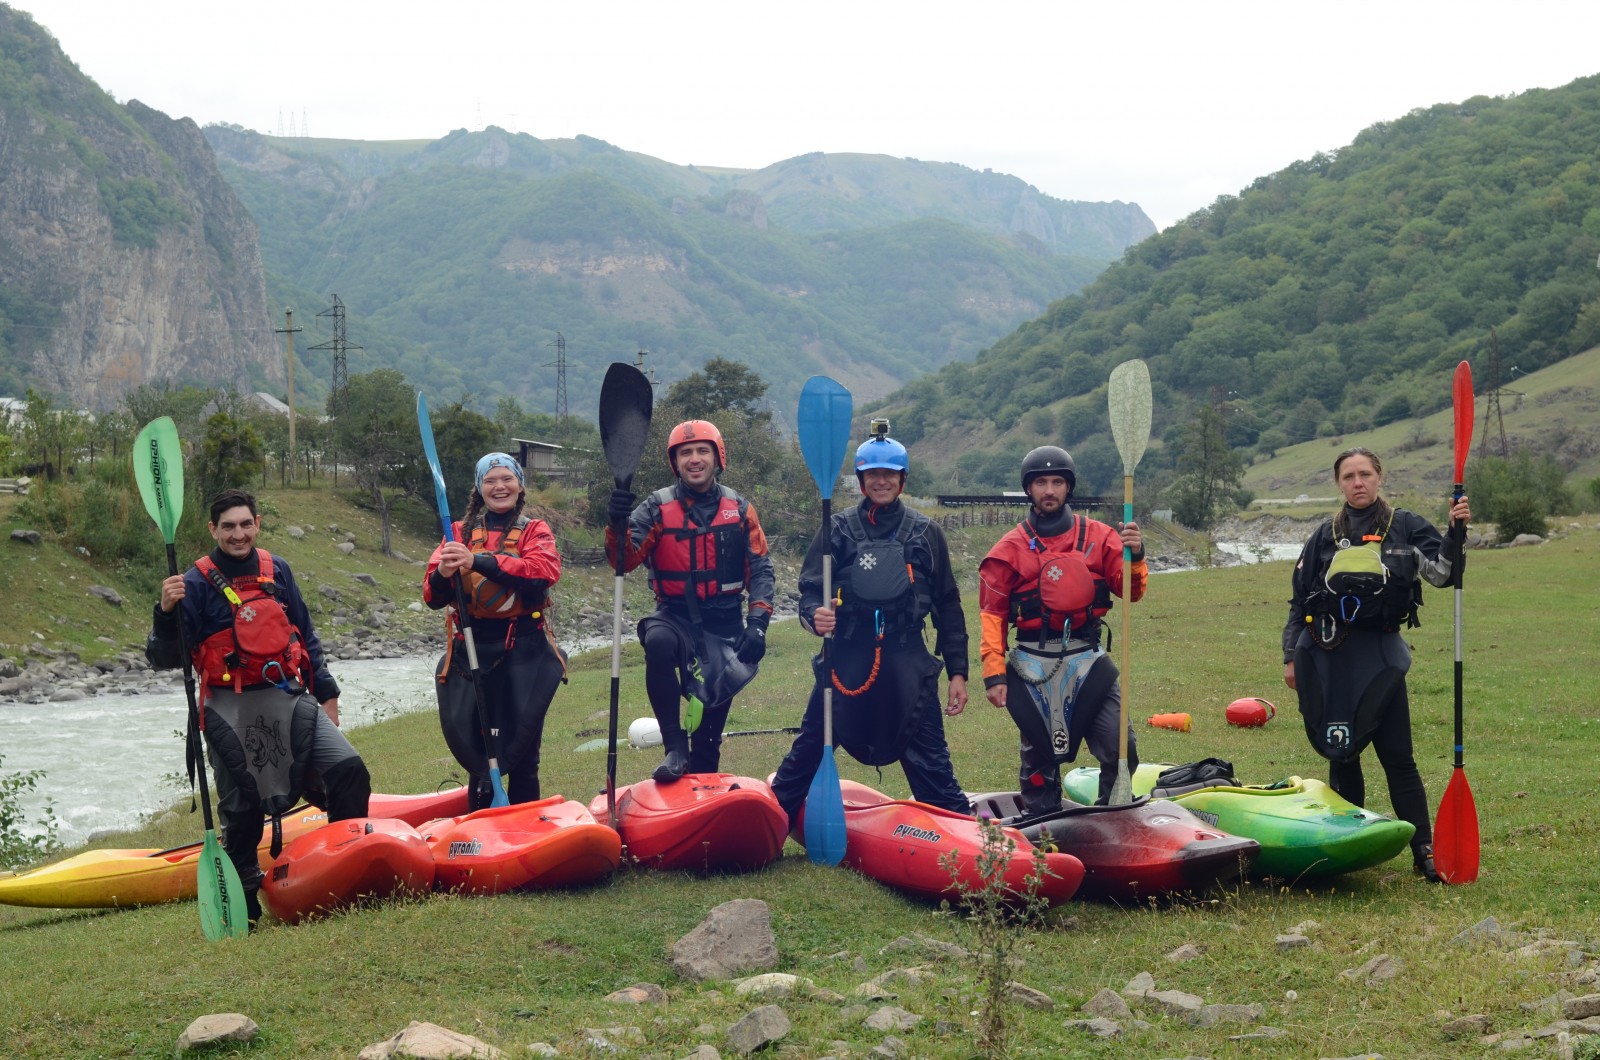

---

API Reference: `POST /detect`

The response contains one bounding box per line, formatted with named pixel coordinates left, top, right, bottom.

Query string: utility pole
left=544, top=332, right=568, bottom=419
left=311, top=294, right=361, bottom=485
left=1481, top=330, right=1511, bottom=459
left=275, top=308, right=302, bottom=480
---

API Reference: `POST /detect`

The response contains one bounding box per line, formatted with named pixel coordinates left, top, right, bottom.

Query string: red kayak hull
left=588, top=773, right=788, bottom=873
left=798, top=780, right=1084, bottom=906
left=424, top=796, right=622, bottom=895
left=969, top=791, right=1259, bottom=900
left=261, top=817, right=435, bottom=925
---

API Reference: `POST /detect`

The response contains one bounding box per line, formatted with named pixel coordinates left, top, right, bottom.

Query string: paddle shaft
left=820, top=497, right=834, bottom=747
left=607, top=524, right=627, bottom=828
left=167, top=543, right=217, bottom=834
left=1117, top=476, right=1133, bottom=763
left=1451, top=496, right=1465, bottom=767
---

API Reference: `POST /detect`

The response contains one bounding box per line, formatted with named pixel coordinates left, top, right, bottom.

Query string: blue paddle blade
left=416, top=392, right=455, bottom=544
left=488, top=766, right=510, bottom=808
left=798, top=376, right=853, bottom=498
left=805, top=746, right=848, bottom=866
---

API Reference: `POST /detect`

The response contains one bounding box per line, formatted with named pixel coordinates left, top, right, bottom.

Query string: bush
left=1493, top=490, right=1548, bottom=543
left=0, top=754, right=61, bottom=871
left=1467, top=451, right=1574, bottom=528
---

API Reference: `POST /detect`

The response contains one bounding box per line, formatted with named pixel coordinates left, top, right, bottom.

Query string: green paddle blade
left=198, top=829, right=250, bottom=940
left=133, top=417, right=185, bottom=543
left=1108, top=359, right=1152, bottom=475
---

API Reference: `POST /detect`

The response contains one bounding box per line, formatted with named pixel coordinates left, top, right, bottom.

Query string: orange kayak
left=588, top=773, right=788, bottom=873
left=261, top=818, right=435, bottom=925
left=795, top=779, right=1085, bottom=907
left=0, top=789, right=468, bottom=910
left=424, top=796, right=621, bottom=895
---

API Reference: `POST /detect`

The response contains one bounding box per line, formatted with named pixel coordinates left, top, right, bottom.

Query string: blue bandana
left=474, top=452, right=524, bottom=491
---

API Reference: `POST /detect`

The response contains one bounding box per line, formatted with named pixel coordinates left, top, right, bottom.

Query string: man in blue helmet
left=771, top=420, right=971, bottom=825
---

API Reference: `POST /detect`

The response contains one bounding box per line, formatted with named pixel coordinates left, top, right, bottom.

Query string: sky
left=12, top=0, right=1600, bottom=231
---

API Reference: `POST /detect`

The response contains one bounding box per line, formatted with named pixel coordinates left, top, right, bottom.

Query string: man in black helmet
left=977, top=445, right=1146, bottom=811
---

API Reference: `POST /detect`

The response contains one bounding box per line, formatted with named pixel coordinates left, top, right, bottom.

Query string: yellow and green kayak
left=1064, top=764, right=1414, bottom=880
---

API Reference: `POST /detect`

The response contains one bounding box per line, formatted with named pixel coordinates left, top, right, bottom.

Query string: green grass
left=2, top=506, right=1598, bottom=1058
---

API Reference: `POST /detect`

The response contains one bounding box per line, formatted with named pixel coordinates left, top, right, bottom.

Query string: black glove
left=608, top=488, right=636, bottom=526
left=735, top=616, right=769, bottom=665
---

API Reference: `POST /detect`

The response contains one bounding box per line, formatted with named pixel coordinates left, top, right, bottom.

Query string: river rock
left=671, top=899, right=777, bottom=981
left=357, top=1020, right=503, bottom=1059
left=10, top=528, right=41, bottom=545
left=336, top=541, right=357, bottom=555
left=88, top=585, right=125, bottom=606
left=726, top=1005, right=789, bottom=1054
left=286, top=525, right=305, bottom=538
left=177, top=1013, right=259, bottom=1051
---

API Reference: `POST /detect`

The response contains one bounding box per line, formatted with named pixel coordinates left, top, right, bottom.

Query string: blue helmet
left=854, top=435, right=908, bottom=476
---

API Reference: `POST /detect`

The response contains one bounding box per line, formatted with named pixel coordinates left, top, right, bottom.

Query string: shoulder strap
left=256, top=549, right=275, bottom=579
left=194, top=556, right=241, bottom=607
left=843, top=507, right=869, bottom=542
left=1075, top=514, right=1086, bottom=553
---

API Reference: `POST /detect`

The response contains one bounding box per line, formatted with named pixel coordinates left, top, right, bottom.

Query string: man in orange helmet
left=605, top=420, right=775, bottom=782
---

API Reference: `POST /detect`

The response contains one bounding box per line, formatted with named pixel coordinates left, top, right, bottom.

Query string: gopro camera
left=869, top=417, right=891, bottom=439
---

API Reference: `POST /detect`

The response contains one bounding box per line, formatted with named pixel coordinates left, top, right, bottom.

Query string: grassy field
left=2, top=504, right=1597, bottom=1058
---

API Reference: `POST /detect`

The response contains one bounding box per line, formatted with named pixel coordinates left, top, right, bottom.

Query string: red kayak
left=967, top=791, right=1259, bottom=901
left=261, top=818, right=435, bottom=925
left=587, top=773, right=788, bottom=873
left=424, top=796, right=622, bottom=895
left=0, top=788, right=468, bottom=911
left=796, top=780, right=1084, bottom=906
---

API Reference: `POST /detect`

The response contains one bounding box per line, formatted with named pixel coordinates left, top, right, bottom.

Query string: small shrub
left=1494, top=490, right=1548, bottom=543
left=0, top=754, right=62, bottom=871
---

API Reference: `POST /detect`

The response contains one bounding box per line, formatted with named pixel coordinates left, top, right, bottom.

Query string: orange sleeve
left=981, top=611, right=1010, bottom=682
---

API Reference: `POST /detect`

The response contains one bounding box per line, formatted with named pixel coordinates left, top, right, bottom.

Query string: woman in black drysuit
left=1282, top=446, right=1470, bottom=882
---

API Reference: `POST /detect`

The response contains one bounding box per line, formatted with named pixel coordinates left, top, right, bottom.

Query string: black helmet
left=1020, top=445, right=1076, bottom=493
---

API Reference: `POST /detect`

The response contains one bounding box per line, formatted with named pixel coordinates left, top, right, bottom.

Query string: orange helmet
left=666, top=420, right=726, bottom=474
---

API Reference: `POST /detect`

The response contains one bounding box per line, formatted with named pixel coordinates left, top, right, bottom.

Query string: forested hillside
left=205, top=126, right=1152, bottom=419
left=884, top=75, right=1600, bottom=494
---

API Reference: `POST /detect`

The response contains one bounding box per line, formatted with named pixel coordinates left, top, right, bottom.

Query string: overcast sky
left=14, top=0, right=1600, bottom=230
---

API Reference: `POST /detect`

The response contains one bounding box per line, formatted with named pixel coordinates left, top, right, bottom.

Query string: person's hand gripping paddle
left=797, top=376, right=853, bottom=865
left=1434, top=360, right=1480, bottom=884
left=133, top=416, right=249, bottom=940
left=1106, top=359, right=1151, bottom=806
left=598, top=363, right=653, bottom=828
left=418, top=393, right=509, bottom=808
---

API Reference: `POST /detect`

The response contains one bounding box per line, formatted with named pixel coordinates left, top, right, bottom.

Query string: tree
left=329, top=369, right=419, bottom=556
left=664, top=358, right=770, bottom=422
left=1165, top=404, right=1248, bottom=530
left=194, top=410, right=265, bottom=504
left=17, top=389, right=85, bottom=479
left=428, top=401, right=501, bottom=507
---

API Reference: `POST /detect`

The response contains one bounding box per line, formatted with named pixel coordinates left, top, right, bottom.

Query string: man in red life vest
left=605, top=421, right=775, bottom=782
left=146, top=488, right=369, bottom=925
left=978, top=446, right=1146, bottom=812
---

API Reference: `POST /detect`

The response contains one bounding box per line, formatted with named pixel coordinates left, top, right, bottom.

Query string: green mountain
left=202, top=126, right=1153, bottom=418
left=880, top=74, right=1600, bottom=495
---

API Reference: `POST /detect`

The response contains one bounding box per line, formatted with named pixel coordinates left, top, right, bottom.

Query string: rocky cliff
left=0, top=5, right=276, bottom=408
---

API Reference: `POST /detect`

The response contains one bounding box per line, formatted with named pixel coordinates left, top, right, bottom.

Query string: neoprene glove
left=735, top=614, right=769, bottom=664
left=609, top=488, right=636, bottom=525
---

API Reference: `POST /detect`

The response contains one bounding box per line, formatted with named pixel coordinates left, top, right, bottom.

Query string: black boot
left=652, top=735, right=690, bottom=783
left=1413, top=842, right=1441, bottom=883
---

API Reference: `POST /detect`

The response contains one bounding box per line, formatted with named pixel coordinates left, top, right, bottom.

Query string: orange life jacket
left=992, top=515, right=1112, bottom=640
left=459, top=516, right=545, bottom=620
left=193, top=550, right=312, bottom=692
left=647, top=486, right=751, bottom=604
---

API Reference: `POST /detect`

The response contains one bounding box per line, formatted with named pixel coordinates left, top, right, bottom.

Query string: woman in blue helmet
left=424, top=452, right=566, bottom=808
left=770, top=423, right=971, bottom=825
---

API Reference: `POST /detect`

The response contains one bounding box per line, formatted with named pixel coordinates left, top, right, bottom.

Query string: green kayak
left=1063, top=764, right=1414, bottom=880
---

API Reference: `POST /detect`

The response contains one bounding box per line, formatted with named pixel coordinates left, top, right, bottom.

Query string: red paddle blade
left=1433, top=766, right=1479, bottom=884
left=1452, top=360, right=1474, bottom=486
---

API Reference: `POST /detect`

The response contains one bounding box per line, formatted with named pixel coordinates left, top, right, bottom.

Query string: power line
left=544, top=332, right=568, bottom=419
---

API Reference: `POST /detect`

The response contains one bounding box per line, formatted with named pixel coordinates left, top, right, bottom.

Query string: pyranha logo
left=890, top=823, right=941, bottom=843
left=238, top=605, right=257, bottom=623
left=447, top=839, right=483, bottom=858
left=858, top=553, right=878, bottom=571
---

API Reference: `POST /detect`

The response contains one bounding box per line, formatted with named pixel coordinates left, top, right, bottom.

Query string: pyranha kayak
left=588, top=773, right=788, bottom=873
left=0, top=788, right=469, bottom=910
left=425, top=796, right=621, bottom=895
left=1063, top=764, right=1415, bottom=879
left=796, top=779, right=1085, bottom=906
left=968, top=791, right=1259, bottom=900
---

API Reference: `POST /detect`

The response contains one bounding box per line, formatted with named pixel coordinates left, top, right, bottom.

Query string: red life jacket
left=994, top=515, right=1112, bottom=640
left=647, top=486, right=751, bottom=604
left=193, top=550, right=312, bottom=692
left=459, top=516, right=545, bottom=621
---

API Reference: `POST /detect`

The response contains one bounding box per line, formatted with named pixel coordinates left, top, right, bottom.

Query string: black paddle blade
left=599, top=363, right=654, bottom=488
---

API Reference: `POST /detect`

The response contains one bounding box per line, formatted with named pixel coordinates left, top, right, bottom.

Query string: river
left=2, top=656, right=440, bottom=845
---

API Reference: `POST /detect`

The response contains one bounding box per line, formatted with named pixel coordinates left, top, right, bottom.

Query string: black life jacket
left=835, top=506, right=933, bottom=636
left=1307, top=513, right=1422, bottom=635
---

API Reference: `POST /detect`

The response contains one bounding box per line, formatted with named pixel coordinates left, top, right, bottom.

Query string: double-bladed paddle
left=133, top=416, right=249, bottom=940
left=1434, top=360, right=1480, bottom=884
left=418, top=393, right=509, bottom=809
left=599, top=363, right=654, bottom=828
left=797, top=375, right=854, bottom=865
left=1106, top=359, right=1152, bottom=806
